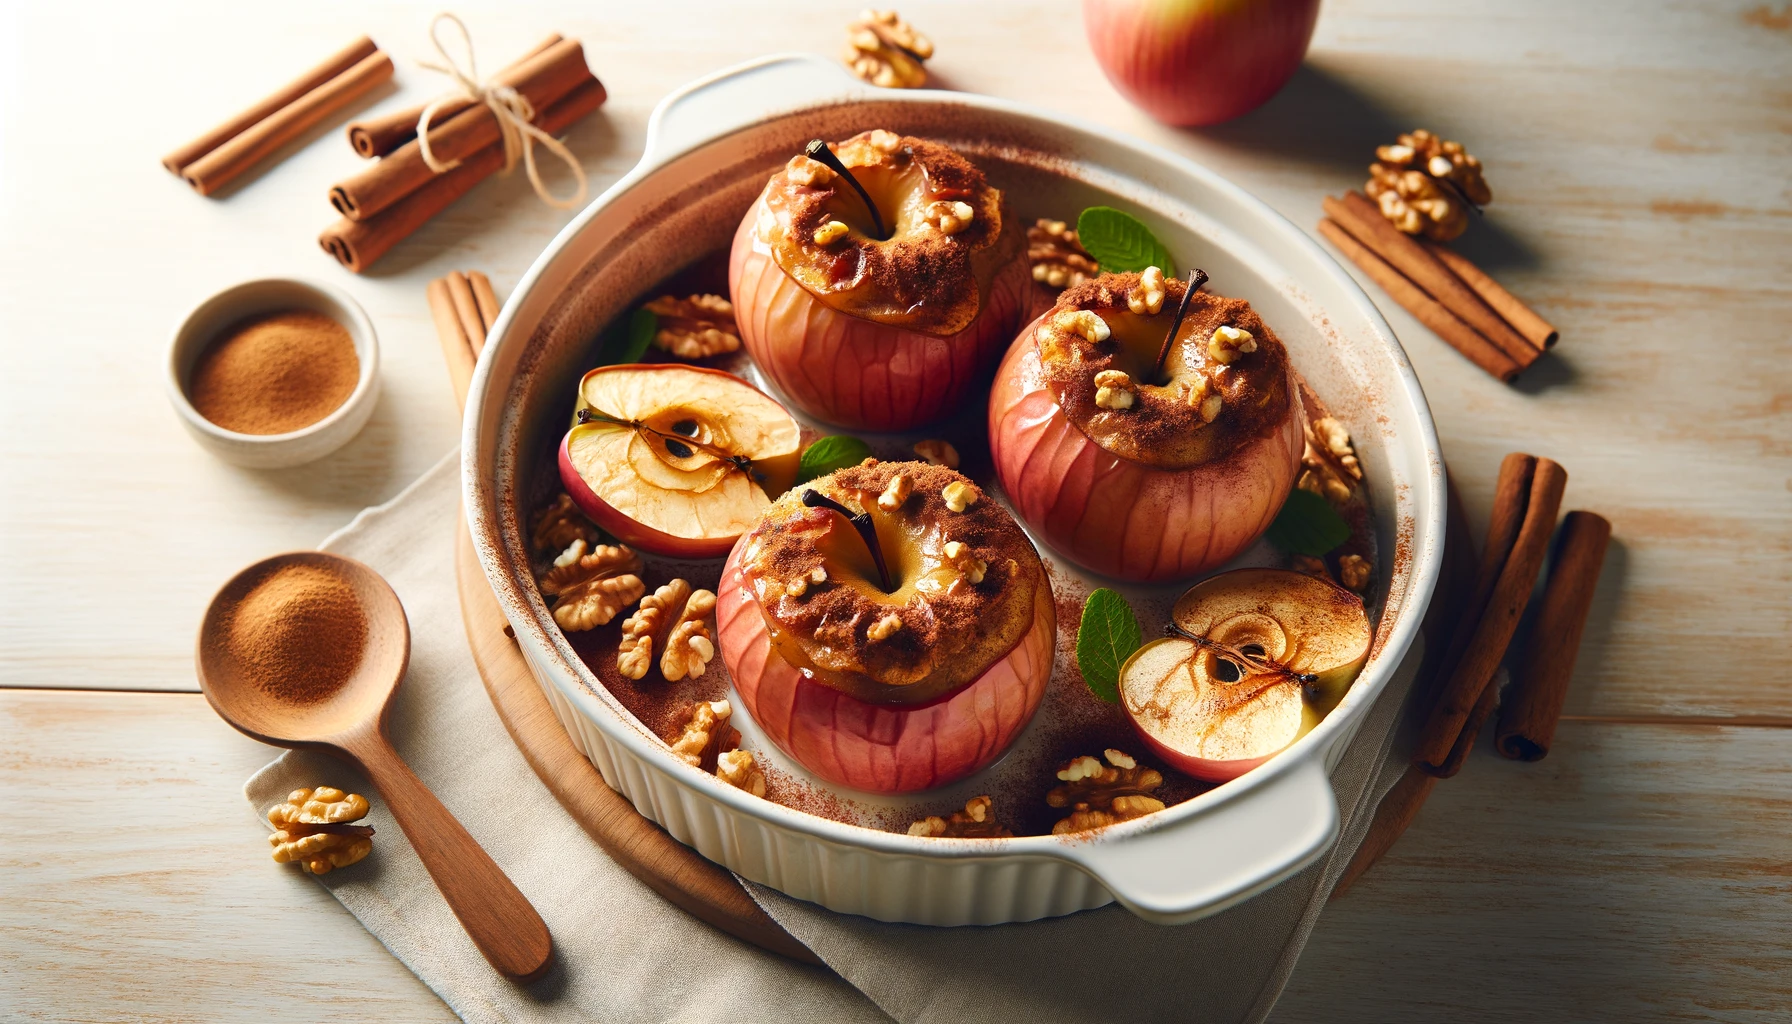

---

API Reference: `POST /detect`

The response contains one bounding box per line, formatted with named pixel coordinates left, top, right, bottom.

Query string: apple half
left=558, top=364, right=801, bottom=558
left=1118, top=568, right=1371, bottom=782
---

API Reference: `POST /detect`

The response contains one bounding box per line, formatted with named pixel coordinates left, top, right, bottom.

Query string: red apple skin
left=1082, top=0, right=1320, bottom=127
left=728, top=205, right=1032, bottom=433
left=987, top=311, right=1302, bottom=582
left=557, top=433, right=738, bottom=559
left=716, top=540, right=1056, bottom=793
left=1130, top=719, right=1275, bottom=783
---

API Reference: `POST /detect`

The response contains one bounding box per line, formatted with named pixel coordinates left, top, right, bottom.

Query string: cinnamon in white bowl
left=188, top=310, right=359, bottom=435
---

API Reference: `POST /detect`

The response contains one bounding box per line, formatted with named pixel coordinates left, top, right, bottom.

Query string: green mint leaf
left=1264, top=488, right=1352, bottom=556
left=1076, top=206, right=1175, bottom=277
left=1076, top=588, right=1141, bottom=704
left=797, top=435, right=873, bottom=482
left=598, top=307, right=658, bottom=366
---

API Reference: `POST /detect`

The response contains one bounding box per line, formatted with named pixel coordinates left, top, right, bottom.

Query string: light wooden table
left=2, top=1, right=1787, bottom=1020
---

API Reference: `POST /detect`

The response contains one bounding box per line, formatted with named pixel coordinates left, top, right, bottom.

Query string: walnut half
left=539, top=539, right=645, bottom=632
left=643, top=294, right=741, bottom=359
left=1028, top=219, right=1100, bottom=291
left=843, top=9, right=932, bottom=89
left=1047, top=749, right=1166, bottom=834
left=267, top=787, right=374, bottom=875
left=1365, top=129, right=1489, bottom=242
left=618, top=578, right=717, bottom=681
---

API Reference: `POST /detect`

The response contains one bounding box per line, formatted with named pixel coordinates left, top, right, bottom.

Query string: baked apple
left=1117, top=568, right=1370, bottom=782
left=727, top=129, right=1031, bottom=431
left=717, top=460, right=1055, bottom=792
left=558, top=364, right=801, bottom=558
left=987, top=268, right=1302, bottom=581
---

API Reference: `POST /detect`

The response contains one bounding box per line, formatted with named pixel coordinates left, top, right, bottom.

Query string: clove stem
left=1163, top=621, right=1316, bottom=685
left=1152, top=268, right=1208, bottom=380
left=802, top=489, right=894, bottom=593
left=804, top=139, right=888, bottom=240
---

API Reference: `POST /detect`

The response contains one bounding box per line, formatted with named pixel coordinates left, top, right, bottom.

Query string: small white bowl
left=166, top=278, right=379, bottom=469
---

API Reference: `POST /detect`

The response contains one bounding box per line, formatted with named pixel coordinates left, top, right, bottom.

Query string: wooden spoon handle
left=339, top=729, right=553, bottom=980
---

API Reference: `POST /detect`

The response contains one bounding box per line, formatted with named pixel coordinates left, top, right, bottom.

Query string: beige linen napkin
left=246, top=450, right=1420, bottom=1024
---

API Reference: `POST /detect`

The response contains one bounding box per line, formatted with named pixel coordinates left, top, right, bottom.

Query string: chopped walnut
left=813, top=219, right=850, bottom=245
left=1048, top=749, right=1166, bottom=835
left=942, top=540, right=987, bottom=585
left=1028, top=219, right=1099, bottom=291
left=529, top=493, right=598, bottom=559
left=911, top=438, right=959, bottom=469
left=1208, top=324, right=1257, bottom=365
left=618, top=578, right=717, bottom=681
left=1093, top=368, right=1136, bottom=411
left=1299, top=416, right=1362, bottom=507
left=1292, top=554, right=1333, bottom=582
left=878, top=473, right=913, bottom=511
left=642, top=294, right=741, bottom=359
left=784, top=565, right=829, bottom=600
left=539, top=542, right=645, bottom=632
left=1337, top=553, right=1372, bottom=592
left=716, top=749, right=767, bottom=797
left=923, top=200, right=974, bottom=236
left=668, top=699, right=736, bottom=769
left=907, top=795, right=1012, bottom=838
left=941, top=479, right=979, bottom=512
left=785, top=153, right=835, bottom=187
left=1053, top=308, right=1111, bottom=344
left=1127, top=266, right=1167, bottom=315
left=268, top=787, right=374, bottom=875
left=843, top=9, right=932, bottom=89
left=868, top=612, right=903, bottom=641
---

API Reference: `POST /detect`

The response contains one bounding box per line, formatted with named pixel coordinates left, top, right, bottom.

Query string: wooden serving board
left=453, top=519, right=820, bottom=965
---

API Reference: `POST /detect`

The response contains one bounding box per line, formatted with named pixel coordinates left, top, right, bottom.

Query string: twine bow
left=414, top=13, right=587, bottom=210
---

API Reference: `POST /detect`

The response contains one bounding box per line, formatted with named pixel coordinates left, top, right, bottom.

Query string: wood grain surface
left=2, top=0, right=1789, bottom=1020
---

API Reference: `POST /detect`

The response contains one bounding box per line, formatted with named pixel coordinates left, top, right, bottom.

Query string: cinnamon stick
left=1415, top=456, right=1568, bottom=777
left=469, top=272, right=502, bottom=341
left=446, top=272, right=487, bottom=352
left=1318, top=219, right=1521, bottom=383
left=346, top=33, right=563, bottom=158
left=1424, top=241, right=1559, bottom=351
left=179, top=49, right=394, bottom=196
left=329, top=39, right=598, bottom=221
left=1324, top=193, right=1541, bottom=371
left=428, top=277, right=476, bottom=408
left=163, top=36, right=379, bottom=175
left=1495, top=511, right=1612, bottom=761
left=318, top=78, right=605, bottom=273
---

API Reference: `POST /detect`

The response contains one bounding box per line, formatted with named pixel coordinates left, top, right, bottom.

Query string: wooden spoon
left=196, top=551, right=553, bottom=981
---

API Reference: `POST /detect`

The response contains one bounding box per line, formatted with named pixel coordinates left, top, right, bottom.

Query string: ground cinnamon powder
left=189, top=310, right=359, bottom=434
left=227, top=563, right=367, bottom=703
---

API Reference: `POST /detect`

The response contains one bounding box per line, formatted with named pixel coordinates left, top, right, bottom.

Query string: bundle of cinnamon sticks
left=162, top=37, right=394, bottom=196
left=1334, top=454, right=1610, bottom=896
left=320, top=34, right=606, bottom=274
left=1320, top=191, right=1557, bottom=382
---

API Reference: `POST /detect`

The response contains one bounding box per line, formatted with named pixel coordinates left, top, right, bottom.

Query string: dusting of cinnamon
left=223, top=563, right=366, bottom=704
left=188, top=311, right=359, bottom=435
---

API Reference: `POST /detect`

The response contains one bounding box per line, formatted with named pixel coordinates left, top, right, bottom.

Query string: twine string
left=414, top=13, right=587, bottom=210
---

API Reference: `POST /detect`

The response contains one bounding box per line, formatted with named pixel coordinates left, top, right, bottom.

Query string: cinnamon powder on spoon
left=189, top=310, right=359, bottom=434
left=226, top=563, right=367, bottom=704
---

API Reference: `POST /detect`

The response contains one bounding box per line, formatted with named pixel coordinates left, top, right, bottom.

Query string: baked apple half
left=1118, top=568, right=1371, bottom=782
left=728, top=129, right=1030, bottom=431
left=988, top=269, right=1302, bottom=581
left=717, top=460, right=1055, bottom=792
left=558, top=364, right=801, bottom=558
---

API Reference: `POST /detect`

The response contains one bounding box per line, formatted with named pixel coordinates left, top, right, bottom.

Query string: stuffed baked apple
left=728, top=129, right=1030, bottom=431
left=717, top=460, right=1054, bottom=792
left=988, top=268, right=1301, bottom=581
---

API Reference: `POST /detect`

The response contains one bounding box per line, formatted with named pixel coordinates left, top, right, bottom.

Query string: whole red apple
left=1082, top=0, right=1321, bottom=126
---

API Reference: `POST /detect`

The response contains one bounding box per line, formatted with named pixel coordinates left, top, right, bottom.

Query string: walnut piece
left=268, top=787, right=374, bottom=875
left=911, top=438, right=960, bottom=469
left=1338, top=553, right=1372, bottom=592
left=1028, top=219, right=1099, bottom=290
left=907, top=795, right=1013, bottom=838
left=813, top=220, right=850, bottom=245
left=878, top=473, right=913, bottom=511
left=1053, top=308, right=1110, bottom=344
left=1047, top=749, right=1166, bottom=835
left=716, top=749, right=767, bottom=797
left=1127, top=266, right=1166, bottom=315
left=868, top=612, right=903, bottom=641
left=1292, top=553, right=1333, bottom=582
left=1365, top=130, right=1488, bottom=242
left=1298, top=416, right=1362, bottom=507
left=618, top=578, right=717, bottom=682
left=942, top=540, right=987, bottom=585
left=785, top=153, right=834, bottom=187
left=539, top=540, right=645, bottom=632
left=1376, top=129, right=1492, bottom=205
left=843, top=9, right=932, bottom=89
left=941, top=479, right=979, bottom=512
left=642, top=294, right=741, bottom=359
left=668, top=699, right=737, bottom=770
left=1093, top=368, right=1136, bottom=410
left=924, top=200, right=974, bottom=236
left=1182, top=376, right=1224, bottom=425
left=1208, top=324, right=1257, bottom=365
left=529, top=493, right=598, bottom=559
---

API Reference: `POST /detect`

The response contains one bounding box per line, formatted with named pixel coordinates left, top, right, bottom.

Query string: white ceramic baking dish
left=463, top=54, right=1443, bottom=926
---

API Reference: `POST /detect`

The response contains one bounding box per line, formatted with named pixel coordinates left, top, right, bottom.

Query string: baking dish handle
left=1057, top=758, right=1340, bottom=925
left=641, top=53, right=870, bottom=167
